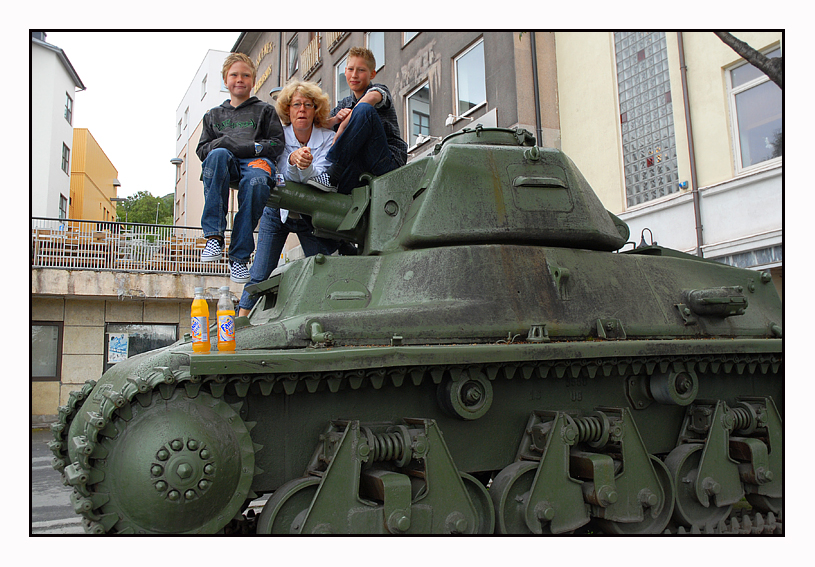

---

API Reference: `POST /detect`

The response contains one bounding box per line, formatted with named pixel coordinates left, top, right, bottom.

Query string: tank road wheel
left=595, top=456, right=675, bottom=534
left=490, top=461, right=538, bottom=534
left=94, top=388, right=256, bottom=534
left=256, top=476, right=320, bottom=534
left=666, top=444, right=732, bottom=530
left=460, top=472, right=496, bottom=534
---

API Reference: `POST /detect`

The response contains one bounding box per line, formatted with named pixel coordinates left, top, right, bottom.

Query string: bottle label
left=191, top=316, right=208, bottom=342
left=218, top=315, right=235, bottom=342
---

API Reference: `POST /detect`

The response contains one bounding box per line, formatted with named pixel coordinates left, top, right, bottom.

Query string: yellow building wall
left=677, top=31, right=782, bottom=188
left=555, top=31, right=782, bottom=214
left=554, top=32, right=627, bottom=213
left=70, top=128, right=119, bottom=221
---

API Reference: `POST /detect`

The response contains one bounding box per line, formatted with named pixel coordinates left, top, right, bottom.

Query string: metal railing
left=30, top=218, right=253, bottom=275
left=300, top=35, right=322, bottom=79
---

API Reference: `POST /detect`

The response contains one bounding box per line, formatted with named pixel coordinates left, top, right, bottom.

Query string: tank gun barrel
left=266, top=181, right=369, bottom=244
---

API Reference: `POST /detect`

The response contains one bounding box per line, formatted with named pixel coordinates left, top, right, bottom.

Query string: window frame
left=403, top=32, right=419, bottom=46
left=64, top=92, right=73, bottom=125
left=335, top=53, right=350, bottom=105
left=405, top=81, right=431, bottom=149
left=61, top=143, right=70, bottom=174
left=453, top=38, right=487, bottom=119
left=725, top=45, right=782, bottom=174
left=201, top=74, right=208, bottom=99
left=31, top=321, right=63, bottom=382
left=287, top=35, right=300, bottom=78
left=366, top=31, right=385, bottom=71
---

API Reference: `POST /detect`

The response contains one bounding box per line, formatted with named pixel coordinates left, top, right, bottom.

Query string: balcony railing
left=300, top=35, right=322, bottom=79
left=326, top=32, right=348, bottom=53
left=30, top=218, right=251, bottom=275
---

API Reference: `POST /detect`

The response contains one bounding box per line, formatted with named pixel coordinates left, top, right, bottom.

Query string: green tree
left=115, top=191, right=174, bottom=225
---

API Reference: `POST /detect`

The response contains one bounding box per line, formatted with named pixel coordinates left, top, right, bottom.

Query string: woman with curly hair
left=238, top=81, right=339, bottom=316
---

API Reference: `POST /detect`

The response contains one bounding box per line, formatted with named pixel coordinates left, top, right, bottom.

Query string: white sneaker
left=306, top=172, right=337, bottom=192
left=200, top=239, right=222, bottom=262
left=230, top=261, right=251, bottom=283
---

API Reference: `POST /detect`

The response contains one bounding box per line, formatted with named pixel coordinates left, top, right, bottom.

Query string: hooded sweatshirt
left=196, top=96, right=284, bottom=163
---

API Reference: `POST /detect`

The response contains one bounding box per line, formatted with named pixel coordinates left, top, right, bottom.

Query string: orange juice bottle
left=191, top=287, right=210, bottom=353
left=217, top=286, right=236, bottom=352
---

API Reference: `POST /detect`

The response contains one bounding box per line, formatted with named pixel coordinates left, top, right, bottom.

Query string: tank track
left=50, top=349, right=781, bottom=534
left=665, top=509, right=782, bottom=534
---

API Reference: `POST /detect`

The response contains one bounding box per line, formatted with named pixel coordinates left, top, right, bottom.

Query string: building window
left=335, top=54, right=350, bottom=104
left=64, top=93, right=73, bottom=125
left=614, top=31, right=679, bottom=208
left=287, top=35, right=299, bottom=77
left=177, top=118, right=182, bottom=139
left=61, top=143, right=70, bottom=174
left=727, top=47, right=782, bottom=172
left=367, top=31, right=385, bottom=70
left=184, top=107, right=189, bottom=130
left=201, top=74, right=208, bottom=99
left=104, top=323, right=178, bottom=373
left=406, top=82, right=431, bottom=148
left=32, top=322, right=63, bottom=381
left=59, top=194, right=68, bottom=219
left=454, top=39, right=486, bottom=116
left=404, top=32, right=419, bottom=45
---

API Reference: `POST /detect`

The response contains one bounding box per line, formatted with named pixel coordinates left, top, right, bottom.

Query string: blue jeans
left=238, top=207, right=340, bottom=311
left=329, top=102, right=398, bottom=195
left=201, top=148, right=275, bottom=263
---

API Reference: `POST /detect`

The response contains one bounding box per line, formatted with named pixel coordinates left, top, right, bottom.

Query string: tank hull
left=50, top=130, right=782, bottom=534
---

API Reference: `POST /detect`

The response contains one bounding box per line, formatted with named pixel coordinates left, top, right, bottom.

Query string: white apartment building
left=31, top=32, right=86, bottom=219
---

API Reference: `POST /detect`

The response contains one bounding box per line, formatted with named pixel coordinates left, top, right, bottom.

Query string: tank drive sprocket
left=79, top=385, right=258, bottom=533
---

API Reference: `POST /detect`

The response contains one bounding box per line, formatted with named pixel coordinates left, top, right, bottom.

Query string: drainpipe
left=677, top=32, right=703, bottom=257
left=278, top=32, right=283, bottom=87
left=530, top=32, right=543, bottom=147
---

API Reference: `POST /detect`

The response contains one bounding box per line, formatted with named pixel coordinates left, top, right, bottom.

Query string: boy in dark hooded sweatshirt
left=196, top=52, right=284, bottom=283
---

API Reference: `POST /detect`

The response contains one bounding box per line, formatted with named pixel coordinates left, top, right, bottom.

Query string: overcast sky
left=45, top=31, right=241, bottom=199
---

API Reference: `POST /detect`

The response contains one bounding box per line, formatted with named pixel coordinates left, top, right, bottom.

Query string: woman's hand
left=288, top=147, right=313, bottom=170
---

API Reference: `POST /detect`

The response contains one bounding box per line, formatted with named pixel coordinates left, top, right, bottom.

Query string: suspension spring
left=731, top=401, right=760, bottom=434
left=571, top=411, right=610, bottom=449
left=731, top=408, right=752, bottom=431
left=360, top=426, right=413, bottom=467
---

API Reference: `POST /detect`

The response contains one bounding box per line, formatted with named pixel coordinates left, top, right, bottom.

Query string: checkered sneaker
left=230, top=261, right=251, bottom=283
left=306, top=172, right=337, bottom=193
left=200, top=238, right=222, bottom=262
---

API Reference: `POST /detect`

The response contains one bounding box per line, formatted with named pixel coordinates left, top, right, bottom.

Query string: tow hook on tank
left=307, top=319, right=333, bottom=345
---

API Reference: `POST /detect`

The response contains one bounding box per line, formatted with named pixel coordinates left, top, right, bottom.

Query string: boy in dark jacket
left=196, top=53, right=284, bottom=283
left=307, top=47, right=407, bottom=195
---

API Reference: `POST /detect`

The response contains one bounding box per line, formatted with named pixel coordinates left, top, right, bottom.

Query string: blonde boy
left=307, top=47, right=407, bottom=194
left=196, top=53, right=284, bottom=283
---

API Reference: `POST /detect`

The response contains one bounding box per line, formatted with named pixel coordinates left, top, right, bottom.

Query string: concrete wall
left=31, top=268, right=240, bottom=417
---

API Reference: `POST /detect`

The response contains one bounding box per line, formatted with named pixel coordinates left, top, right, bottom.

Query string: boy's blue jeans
left=328, top=102, right=398, bottom=195
left=201, top=148, right=275, bottom=263
left=238, top=206, right=339, bottom=311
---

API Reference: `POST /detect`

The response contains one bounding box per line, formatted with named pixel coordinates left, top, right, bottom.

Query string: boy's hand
left=212, top=137, right=255, bottom=158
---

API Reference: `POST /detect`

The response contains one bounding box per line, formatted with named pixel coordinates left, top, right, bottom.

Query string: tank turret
left=267, top=126, right=630, bottom=254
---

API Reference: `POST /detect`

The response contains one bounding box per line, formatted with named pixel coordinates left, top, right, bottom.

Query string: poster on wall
left=108, top=333, right=129, bottom=363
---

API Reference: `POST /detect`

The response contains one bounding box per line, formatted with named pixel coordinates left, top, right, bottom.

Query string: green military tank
left=50, top=127, right=782, bottom=534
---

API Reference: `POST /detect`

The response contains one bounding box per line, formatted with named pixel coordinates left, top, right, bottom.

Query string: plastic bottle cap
left=194, top=287, right=204, bottom=294
left=220, top=286, right=230, bottom=291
